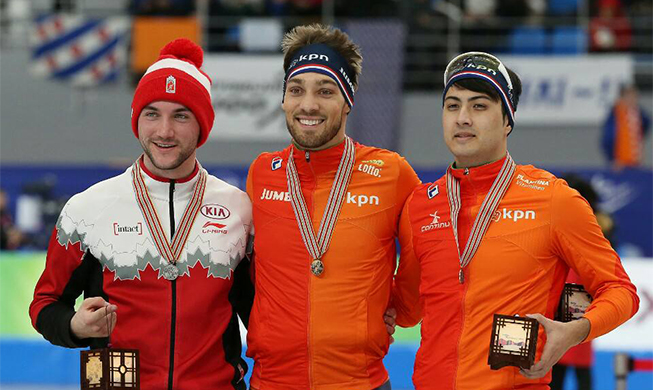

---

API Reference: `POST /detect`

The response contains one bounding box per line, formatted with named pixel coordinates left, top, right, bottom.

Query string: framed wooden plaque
left=488, top=314, right=539, bottom=370
left=556, top=283, right=593, bottom=323
left=81, top=348, right=140, bottom=389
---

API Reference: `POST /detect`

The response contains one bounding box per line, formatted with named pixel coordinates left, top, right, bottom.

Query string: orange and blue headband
left=283, top=43, right=356, bottom=108
left=443, top=52, right=516, bottom=128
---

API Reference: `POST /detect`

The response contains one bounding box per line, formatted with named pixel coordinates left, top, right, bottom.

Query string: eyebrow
left=287, top=77, right=338, bottom=87
left=143, top=105, right=190, bottom=113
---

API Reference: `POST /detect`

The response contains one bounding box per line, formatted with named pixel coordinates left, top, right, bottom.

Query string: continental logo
left=421, top=211, right=451, bottom=232
left=260, top=189, right=379, bottom=207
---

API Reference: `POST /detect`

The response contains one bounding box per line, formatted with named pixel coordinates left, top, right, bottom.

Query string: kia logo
left=201, top=204, right=230, bottom=220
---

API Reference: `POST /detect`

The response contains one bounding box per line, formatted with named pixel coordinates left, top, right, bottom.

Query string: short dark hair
left=451, top=68, right=522, bottom=123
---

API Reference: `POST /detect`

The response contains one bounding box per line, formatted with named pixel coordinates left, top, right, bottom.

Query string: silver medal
left=162, top=263, right=179, bottom=281
left=311, top=259, right=324, bottom=277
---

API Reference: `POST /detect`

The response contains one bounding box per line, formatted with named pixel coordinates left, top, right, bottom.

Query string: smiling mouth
left=296, top=118, right=325, bottom=127
left=153, top=141, right=176, bottom=149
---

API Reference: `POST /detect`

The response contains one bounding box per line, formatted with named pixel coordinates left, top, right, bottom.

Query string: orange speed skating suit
left=400, top=157, right=639, bottom=390
left=246, top=140, right=421, bottom=390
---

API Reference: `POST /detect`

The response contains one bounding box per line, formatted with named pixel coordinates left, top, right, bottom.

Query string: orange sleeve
left=394, top=191, right=422, bottom=327
left=392, top=157, right=422, bottom=327
left=551, top=180, right=639, bottom=341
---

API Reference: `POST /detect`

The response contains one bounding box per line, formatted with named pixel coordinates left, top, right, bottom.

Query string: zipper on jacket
left=168, top=180, right=177, bottom=390
left=305, top=150, right=310, bottom=162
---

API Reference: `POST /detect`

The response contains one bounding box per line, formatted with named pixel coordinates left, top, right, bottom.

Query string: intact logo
left=113, top=223, right=143, bottom=235
left=362, top=159, right=384, bottom=166
left=492, top=208, right=536, bottom=222
left=201, top=204, right=230, bottom=220
left=357, top=163, right=381, bottom=178
left=427, top=184, right=439, bottom=199
left=165, top=75, right=176, bottom=94
left=202, top=221, right=228, bottom=234
left=421, top=210, right=451, bottom=232
left=271, top=157, right=283, bottom=171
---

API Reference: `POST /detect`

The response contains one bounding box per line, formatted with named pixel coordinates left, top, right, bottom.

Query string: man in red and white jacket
left=29, top=39, right=253, bottom=390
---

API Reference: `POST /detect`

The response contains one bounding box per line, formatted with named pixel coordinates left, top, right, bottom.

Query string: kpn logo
left=492, top=208, right=536, bottom=222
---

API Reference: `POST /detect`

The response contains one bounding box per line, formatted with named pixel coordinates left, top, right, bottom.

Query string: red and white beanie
left=131, top=38, right=214, bottom=147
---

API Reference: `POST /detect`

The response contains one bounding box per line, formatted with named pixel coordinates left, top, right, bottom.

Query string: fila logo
left=271, top=157, right=283, bottom=171
left=427, top=184, right=439, bottom=199
left=357, top=163, right=381, bottom=178
left=492, top=208, right=536, bottom=222
left=113, top=223, right=143, bottom=235
left=421, top=210, right=450, bottom=232
left=201, top=204, right=231, bottom=220
left=165, top=75, right=176, bottom=93
left=202, top=221, right=227, bottom=234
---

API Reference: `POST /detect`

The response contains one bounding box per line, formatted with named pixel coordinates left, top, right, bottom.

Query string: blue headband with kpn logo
left=283, top=43, right=356, bottom=108
left=443, top=51, right=516, bottom=128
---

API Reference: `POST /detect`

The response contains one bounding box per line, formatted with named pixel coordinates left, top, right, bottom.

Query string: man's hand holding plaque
left=519, top=313, right=590, bottom=379
left=71, top=297, right=117, bottom=339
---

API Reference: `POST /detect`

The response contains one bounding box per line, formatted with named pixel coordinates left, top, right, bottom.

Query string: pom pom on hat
left=131, top=38, right=214, bottom=147
left=160, top=38, right=204, bottom=68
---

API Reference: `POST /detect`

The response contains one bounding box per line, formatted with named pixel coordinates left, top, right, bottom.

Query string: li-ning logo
left=202, top=221, right=227, bottom=234
left=201, top=204, right=230, bottom=220
left=113, top=223, right=143, bottom=235
left=421, top=210, right=451, bottom=232
left=165, top=75, right=176, bottom=93
left=492, top=208, right=536, bottom=222
left=271, top=157, right=282, bottom=171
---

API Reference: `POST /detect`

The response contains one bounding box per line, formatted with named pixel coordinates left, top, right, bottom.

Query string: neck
left=454, top=152, right=507, bottom=169
left=141, top=154, right=197, bottom=180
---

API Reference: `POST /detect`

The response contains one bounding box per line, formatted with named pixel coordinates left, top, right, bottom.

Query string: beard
left=286, top=111, right=343, bottom=150
left=140, top=138, right=196, bottom=173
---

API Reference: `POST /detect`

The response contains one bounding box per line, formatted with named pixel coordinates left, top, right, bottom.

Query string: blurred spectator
left=0, top=189, right=25, bottom=250
left=551, top=173, right=616, bottom=390
left=130, top=0, right=195, bottom=16
left=589, top=0, right=632, bottom=51
left=601, top=84, right=651, bottom=169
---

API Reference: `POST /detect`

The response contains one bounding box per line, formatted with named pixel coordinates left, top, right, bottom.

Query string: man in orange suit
left=400, top=51, right=639, bottom=389
left=245, top=24, right=421, bottom=390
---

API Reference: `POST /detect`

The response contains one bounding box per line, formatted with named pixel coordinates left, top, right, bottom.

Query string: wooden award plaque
left=81, top=348, right=139, bottom=389
left=488, top=314, right=539, bottom=370
left=556, top=283, right=593, bottom=323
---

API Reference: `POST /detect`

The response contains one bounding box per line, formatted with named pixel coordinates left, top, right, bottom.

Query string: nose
left=298, top=93, right=319, bottom=114
left=157, top=116, right=175, bottom=139
left=456, top=105, right=472, bottom=127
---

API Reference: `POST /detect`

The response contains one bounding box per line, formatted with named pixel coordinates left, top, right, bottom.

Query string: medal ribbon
left=446, top=153, right=516, bottom=273
left=131, top=158, right=207, bottom=264
left=286, top=137, right=356, bottom=263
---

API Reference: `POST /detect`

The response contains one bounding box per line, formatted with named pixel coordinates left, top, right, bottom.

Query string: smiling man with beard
left=245, top=24, right=422, bottom=390
left=30, top=39, right=254, bottom=390
left=399, top=52, right=639, bottom=389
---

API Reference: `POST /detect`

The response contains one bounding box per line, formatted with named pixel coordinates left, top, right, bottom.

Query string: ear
left=503, top=115, right=512, bottom=136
